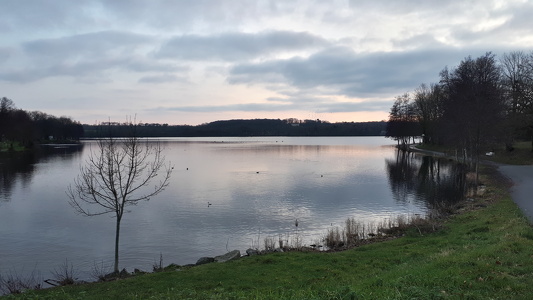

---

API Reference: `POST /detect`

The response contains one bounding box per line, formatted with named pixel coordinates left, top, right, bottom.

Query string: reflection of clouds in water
left=128, top=138, right=404, bottom=258
left=2, top=137, right=437, bottom=282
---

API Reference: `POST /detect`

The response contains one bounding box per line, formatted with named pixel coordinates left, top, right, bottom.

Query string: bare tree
left=413, top=83, right=444, bottom=144
left=67, top=121, right=173, bottom=274
left=500, top=51, right=533, bottom=151
left=386, top=93, right=421, bottom=148
left=440, top=53, right=505, bottom=184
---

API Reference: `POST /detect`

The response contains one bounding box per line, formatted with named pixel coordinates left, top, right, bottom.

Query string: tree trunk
left=114, top=217, right=121, bottom=274
left=530, top=131, right=533, bottom=152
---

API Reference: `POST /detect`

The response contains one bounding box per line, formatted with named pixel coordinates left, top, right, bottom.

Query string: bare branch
left=67, top=119, right=173, bottom=273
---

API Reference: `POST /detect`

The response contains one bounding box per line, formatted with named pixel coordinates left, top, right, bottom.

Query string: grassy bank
left=485, top=141, right=533, bottom=165
left=417, top=141, right=533, bottom=165
left=0, top=141, right=25, bottom=152
left=4, top=166, right=533, bottom=299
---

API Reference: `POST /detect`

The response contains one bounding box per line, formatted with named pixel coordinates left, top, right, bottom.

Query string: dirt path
left=498, top=165, right=533, bottom=223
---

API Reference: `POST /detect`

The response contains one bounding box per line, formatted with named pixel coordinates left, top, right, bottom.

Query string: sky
left=1, top=0, right=533, bottom=126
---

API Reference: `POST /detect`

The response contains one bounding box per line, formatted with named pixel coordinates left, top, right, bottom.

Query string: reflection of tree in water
left=0, top=151, right=36, bottom=200
left=0, top=145, right=83, bottom=201
left=386, top=150, right=468, bottom=209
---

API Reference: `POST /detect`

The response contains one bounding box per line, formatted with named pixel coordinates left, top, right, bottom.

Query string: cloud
left=156, top=92, right=391, bottom=114
left=125, top=59, right=189, bottom=73
left=156, top=31, right=329, bottom=61
left=449, top=2, right=533, bottom=47
left=2, top=0, right=533, bottom=125
left=228, top=46, right=486, bottom=98
left=22, top=31, right=154, bottom=60
left=0, top=47, right=12, bottom=63
left=392, top=34, right=447, bottom=49
left=159, top=102, right=294, bottom=113
left=155, top=100, right=391, bottom=114
left=138, top=74, right=184, bottom=84
left=0, top=0, right=98, bottom=32
left=0, top=31, right=190, bottom=83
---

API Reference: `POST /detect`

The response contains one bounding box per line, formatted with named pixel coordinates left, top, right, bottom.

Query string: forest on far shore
left=0, top=97, right=84, bottom=150
left=1, top=96, right=386, bottom=150
left=83, top=119, right=387, bottom=137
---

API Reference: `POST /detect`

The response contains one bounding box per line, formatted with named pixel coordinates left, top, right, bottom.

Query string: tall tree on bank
left=413, top=83, right=445, bottom=144
left=500, top=51, right=533, bottom=151
left=386, top=93, right=421, bottom=148
left=439, top=53, right=506, bottom=182
left=67, top=120, right=173, bottom=274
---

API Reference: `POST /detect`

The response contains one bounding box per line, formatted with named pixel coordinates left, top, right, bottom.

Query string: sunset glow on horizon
left=2, top=1, right=532, bottom=125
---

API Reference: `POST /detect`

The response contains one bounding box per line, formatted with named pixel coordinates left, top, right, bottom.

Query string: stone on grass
left=196, top=257, right=215, bottom=265
left=214, top=250, right=241, bottom=263
left=246, top=248, right=260, bottom=256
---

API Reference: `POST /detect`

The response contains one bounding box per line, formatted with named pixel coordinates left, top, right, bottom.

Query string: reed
left=324, top=212, right=442, bottom=250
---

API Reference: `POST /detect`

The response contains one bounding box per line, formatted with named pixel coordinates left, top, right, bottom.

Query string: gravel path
left=498, top=165, right=533, bottom=223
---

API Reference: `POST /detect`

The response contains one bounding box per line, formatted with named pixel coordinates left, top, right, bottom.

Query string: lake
left=0, top=136, right=465, bottom=282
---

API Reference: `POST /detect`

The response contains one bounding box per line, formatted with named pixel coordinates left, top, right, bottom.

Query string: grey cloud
left=0, top=0, right=98, bottom=32
left=348, top=0, right=467, bottom=15
left=229, top=46, right=478, bottom=98
left=316, top=100, right=392, bottom=113
left=266, top=96, right=324, bottom=104
left=161, top=103, right=295, bottom=113
left=138, top=74, right=183, bottom=84
left=0, top=1, right=330, bottom=35
left=158, top=94, right=390, bottom=114
left=156, top=31, right=329, bottom=61
left=267, top=93, right=392, bottom=113
left=125, top=59, right=189, bottom=73
left=0, top=1, right=246, bottom=36
left=23, top=31, right=154, bottom=60
left=101, top=0, right=258, bottom=30
left=101, top=0, right=353, bottom=32
left=392, top=34, right=446, bottom=49
left=451, top=2, right=533, bottom=45
left=0, top=47, right=12, bottom=63
left=0, top=55, right=186, bottom=83
left=503, top=1, right=533, bottom=30
left=0, top=57, right=127, bottom=82
left=1, top=31, right=189, bottom=82
left=157, top=100, right=390, bottom=114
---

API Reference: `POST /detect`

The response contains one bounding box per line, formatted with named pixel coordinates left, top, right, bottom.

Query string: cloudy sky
left=1, top=0, right=533, bottom=125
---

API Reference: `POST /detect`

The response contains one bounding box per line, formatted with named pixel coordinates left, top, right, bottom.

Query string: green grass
left=415, top=143, right=453, bottom=155
left=485, top=141, right=533, bottom=165
left=0, top=141, right=25, bottom=152
left=4, top=166, right=533, bottom=299
left=417, top=141, right=533, bottom=165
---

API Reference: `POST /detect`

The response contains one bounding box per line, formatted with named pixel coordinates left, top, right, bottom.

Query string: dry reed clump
left=0, top=268, right=42, bottom=295
left=261, top=231, right=305, bottom=252
left=264, top=236, right=276, bottom=251
left=259, top=201, right=454, bottom=253
left=324, top=213, right=443, bottom=250
left=45, top=259, right=77, bottom=287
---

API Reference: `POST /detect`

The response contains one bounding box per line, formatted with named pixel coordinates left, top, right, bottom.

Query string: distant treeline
left=83, top=119, right=386, bottom=137
left=0, top=97, right=84, bottom=148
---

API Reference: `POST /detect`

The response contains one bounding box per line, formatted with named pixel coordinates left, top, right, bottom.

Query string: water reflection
left=386, top=150, right=468, bottom=210
left=0, top=152, right=36, bottom=200
left=0, top=145, right=83, bottom=201
left=0, top=138, right=470, bottom=285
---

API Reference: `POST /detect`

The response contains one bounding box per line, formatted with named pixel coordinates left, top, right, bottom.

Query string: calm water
left=0, top=137, right=464, bottom=281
